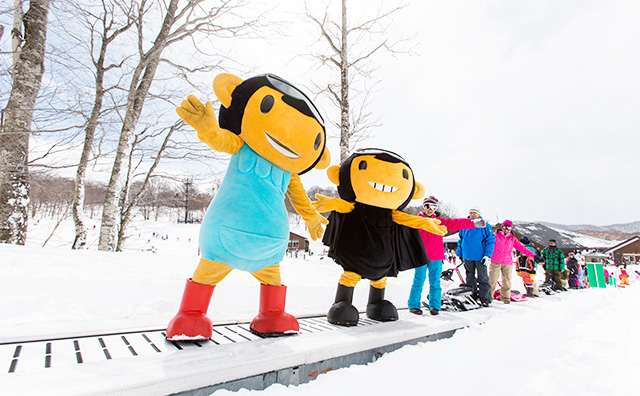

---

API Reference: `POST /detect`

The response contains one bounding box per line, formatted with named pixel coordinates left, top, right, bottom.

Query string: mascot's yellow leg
left=370, top=277, right=387, bottom=289
left=192, top=258, right=233, bottom=285
left=339, top=271, right=362, bottom=287
left=251, top=264, right=282, bottom=286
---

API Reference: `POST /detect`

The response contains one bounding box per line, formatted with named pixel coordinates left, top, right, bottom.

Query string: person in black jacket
left=566, top=252, right=580, bottom=289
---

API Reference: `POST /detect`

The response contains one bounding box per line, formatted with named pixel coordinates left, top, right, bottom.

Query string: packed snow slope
left=211, top=285, right=640, bottom=396
left=2, top=215, right=639, bottom=396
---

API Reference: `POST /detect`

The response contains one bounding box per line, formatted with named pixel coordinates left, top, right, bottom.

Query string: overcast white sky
left=27, top=0, right=640, bottom=227
left=227, top=0, right=639, bottom=226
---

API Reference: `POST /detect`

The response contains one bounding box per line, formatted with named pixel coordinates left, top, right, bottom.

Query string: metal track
left=1, top=313, right=382, bottom=375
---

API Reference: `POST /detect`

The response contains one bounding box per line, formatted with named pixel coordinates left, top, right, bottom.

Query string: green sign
left=586, top=263, right=606, bottom=288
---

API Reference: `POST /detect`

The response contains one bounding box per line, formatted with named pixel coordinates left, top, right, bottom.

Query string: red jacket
left=418, top=212, right=475, bottom=261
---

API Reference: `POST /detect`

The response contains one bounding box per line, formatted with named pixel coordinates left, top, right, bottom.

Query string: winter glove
left=482, top=256, right=491, bottom=267
left=473, top=218, right=486, bottom=228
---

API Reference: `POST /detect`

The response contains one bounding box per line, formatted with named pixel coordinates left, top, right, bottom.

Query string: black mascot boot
left=366, top=285, right=398, bottom=322
left=327, top=284, right=360, bottom=326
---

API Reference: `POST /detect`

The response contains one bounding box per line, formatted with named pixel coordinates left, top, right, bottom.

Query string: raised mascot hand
left=176, top=95, right=220, bottom=144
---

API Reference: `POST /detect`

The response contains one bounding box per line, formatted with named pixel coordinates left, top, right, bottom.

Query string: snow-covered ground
left=2, top=216, right=639, bottom=395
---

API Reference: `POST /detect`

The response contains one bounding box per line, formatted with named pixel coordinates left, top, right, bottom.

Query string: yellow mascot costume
left=313, top=148, right=446, bottom=326
left=167, top=74, right=330, bottom=339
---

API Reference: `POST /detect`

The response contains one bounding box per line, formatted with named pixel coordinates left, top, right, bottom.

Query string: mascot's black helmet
left=338, top=148, right=416, bottom=211
left=218, top=74, right=326, bottom=175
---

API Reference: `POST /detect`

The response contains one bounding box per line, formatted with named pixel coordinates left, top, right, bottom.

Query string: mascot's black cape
left=323, top=202, right=428, bottom=280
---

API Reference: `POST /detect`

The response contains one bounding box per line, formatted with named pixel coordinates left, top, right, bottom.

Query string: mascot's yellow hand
left=312, top=194, right=355, bottom=213
left=305, top=212, right=329, bottom=241
left=176, top=95, right=220, bottom=143
left=423, top=218, right=447, bottom=236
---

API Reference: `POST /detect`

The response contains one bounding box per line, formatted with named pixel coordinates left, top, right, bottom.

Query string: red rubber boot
left=166, top=279, right=214, bottom=340
left=250, top=284, right=299, bottom=337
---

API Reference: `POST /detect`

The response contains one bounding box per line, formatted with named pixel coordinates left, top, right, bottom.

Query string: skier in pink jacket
left=408, top=196, right=485, bottom=315
left=490, top=220, right=535, bottom=303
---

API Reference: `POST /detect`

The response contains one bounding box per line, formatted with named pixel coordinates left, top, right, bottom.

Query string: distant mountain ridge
left=513, top=222, right=618, bottom=250
left=540, top=221, right=640, bottom=234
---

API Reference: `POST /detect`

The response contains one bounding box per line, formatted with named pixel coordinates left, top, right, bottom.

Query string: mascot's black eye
left=402, top=169, right=409, bottom=179
left=260, top=95, right=274, bottom=113
left=359, top=161, right=367, bottom=170
left=314, top=133, right=322, bottom=150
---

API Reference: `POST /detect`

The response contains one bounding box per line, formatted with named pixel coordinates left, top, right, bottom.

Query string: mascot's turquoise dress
left=166, top=73, right=330, bottom=340
left=199, top=145, right=291, bottom=271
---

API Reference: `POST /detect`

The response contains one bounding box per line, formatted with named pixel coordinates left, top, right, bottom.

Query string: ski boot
left=524, top=287, right=535, bottom=297
left=166, top=279, right=214, bottom=340
left=328, top=284, right=360, bottom=326
left=250, top=284, right=299, bottom=337
left=366, top=285, right=398, bottom=322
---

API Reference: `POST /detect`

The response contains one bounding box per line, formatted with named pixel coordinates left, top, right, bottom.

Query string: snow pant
left=408, top=260, right=442, bottom=311
left=545, top=268, right=564, bottom=290
left=463, top=259, right=491, bottom=304
left=489, top=262, right=512, bottom=302
left=569, top=274, right=579, bottom=288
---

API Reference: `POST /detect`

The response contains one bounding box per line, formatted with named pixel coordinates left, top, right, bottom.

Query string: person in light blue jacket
left=456, top=206, right=495, bottom=306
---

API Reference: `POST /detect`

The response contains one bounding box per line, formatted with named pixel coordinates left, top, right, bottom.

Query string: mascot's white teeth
left=265, top=133, right=300, bottom=159
left=368, top=181, right=398, bottom=193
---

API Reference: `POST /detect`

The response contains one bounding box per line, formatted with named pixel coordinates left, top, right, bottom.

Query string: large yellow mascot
left=167, top=74, right=330, bottom=339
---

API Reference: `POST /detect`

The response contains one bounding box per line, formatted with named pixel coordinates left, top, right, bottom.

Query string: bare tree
left=305, top=0, right=411, bottom=162
left=0, top=0, right=50, bottom=245
left=115, top=121, right=181, bottom=251
left=68, top=0, right=135, bottom=249
left=98, top=0, right=257, bottom=251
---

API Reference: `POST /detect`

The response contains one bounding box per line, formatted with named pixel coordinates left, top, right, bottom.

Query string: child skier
left=516, top=236, right=540, bottom=297
left=408, top=196, right=485, bottom=315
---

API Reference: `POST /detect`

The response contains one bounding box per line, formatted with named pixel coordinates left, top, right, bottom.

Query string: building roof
left=605, top=235, right=640, bottom=254
left=289, top=231, right=308, bottom=240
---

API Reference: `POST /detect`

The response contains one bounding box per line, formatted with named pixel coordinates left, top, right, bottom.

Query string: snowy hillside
left=514, top=222, right=617, bottom=249
left=541, top=220, right=640, bottom=234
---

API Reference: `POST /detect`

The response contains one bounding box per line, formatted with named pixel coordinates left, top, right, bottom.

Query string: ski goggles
left=423, top=204, right=438, bottom=210
left=503, top=225, right=513, bottom=230
left=265, top=74, right=324, bottom=125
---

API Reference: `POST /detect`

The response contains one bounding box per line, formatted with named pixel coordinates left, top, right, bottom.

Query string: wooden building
left=606, top=235, right=640, bottom=266
left=288, top=232, right=309, bottom=252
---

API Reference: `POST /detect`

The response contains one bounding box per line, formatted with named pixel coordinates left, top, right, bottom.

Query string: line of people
left=408, top=197, right=587, bottom=315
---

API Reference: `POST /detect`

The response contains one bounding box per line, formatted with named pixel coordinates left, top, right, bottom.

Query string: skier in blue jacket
left=456, top=206, right=495, bottom=306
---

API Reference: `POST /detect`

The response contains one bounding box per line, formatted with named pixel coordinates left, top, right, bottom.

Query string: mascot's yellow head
left=326, top=148, right=425, bottom=210
left=214, top=73, right=330, bottom=174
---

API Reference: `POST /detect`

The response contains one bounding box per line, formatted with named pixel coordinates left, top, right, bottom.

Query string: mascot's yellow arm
left=391, top=210, right=448, bottom=236
left=176, top=95, right=243, bottom=155
left=286, top=174, right=329, bottom=241
left=312, top=194, right=355, bottom=214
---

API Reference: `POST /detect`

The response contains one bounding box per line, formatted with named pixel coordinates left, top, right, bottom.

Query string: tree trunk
left=72, top=21, right=113, bottom=250
left=339, top=0, right=350, bottom=163
left=0, top=0, right=50, bottom=245
left=98, top=0, right=179, bottom=251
